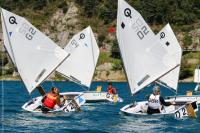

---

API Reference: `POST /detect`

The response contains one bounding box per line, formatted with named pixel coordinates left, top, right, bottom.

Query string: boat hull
left=22, top=92, right=85, bottom=113
left=120, top=100, right=198, bottom=119
left=83, top=91, right=123, bottom=103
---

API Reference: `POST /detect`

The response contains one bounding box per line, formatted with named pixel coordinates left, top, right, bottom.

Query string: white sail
left=156, top=24, right=182, bottom=91
left=1, top=8, right=69, bottom=93
left=194, top=69, right=200, bottom=83
left=57, top=26, right=99, bottom=88
left=1, top=9, right=16, bottom=66
left=117, top=0, right=178, bottom=94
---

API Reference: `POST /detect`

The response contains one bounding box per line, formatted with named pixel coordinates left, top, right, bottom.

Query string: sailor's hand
left=63, top=95, right=67, bottom=100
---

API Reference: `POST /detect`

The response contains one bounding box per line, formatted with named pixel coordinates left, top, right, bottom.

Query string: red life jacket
left=43, top=92, right=58, bottom=109
left=108, top=87, right=116, bottom=94
left=108, top=88, right=113, bottom=94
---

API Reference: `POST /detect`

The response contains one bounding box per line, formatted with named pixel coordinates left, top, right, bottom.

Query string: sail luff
left=1, top=8, right=17, bottom=67
left=116, top=13, right=132, bottom=94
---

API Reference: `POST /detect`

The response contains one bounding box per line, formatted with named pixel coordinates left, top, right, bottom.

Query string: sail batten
left=1, top=8, right=68, bottom=93
left=117, top=0, right=178, bottom=94
left=57, top=26, right=100, bottom=88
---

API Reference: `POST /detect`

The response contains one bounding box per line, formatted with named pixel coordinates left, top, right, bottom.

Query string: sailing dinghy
left=1, top=8, right=85, bottom=113
left=117, top=0, right=198, bottom=118
left=166, top=66, right=200, bottom=104
left=159, top=27, right=200, bottom=104
left=56, top=26, right=123, bottom=103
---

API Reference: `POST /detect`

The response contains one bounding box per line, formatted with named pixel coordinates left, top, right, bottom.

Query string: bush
left=111, top=39, right=120, bottom=59
left=183, top=34, right=192, bottom=46
left=98, top=53, right=111, bottom=65
left=106, top=71, right=110, bottom=76
left=33, top=0, right=47, bottom=10
left=112, top=59, right=122, bottom=70
left=98, top=34, right=106, bottom=46
left=98, top=0, right=117, bottom=24
left=179, top=68, right=193, bottom=80
left=63, top=6, right=68, bottom=13
left=57, top=0, right=68, bottom=13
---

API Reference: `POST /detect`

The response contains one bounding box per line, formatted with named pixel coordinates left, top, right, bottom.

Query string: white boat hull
left=120, top=100, right=198, bottom=119
left=83, top=91, right=123, bottom=103
left=22, top=92, right=85, bottom=113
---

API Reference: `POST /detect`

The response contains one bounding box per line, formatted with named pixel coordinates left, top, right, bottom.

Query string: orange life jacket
left=43, top=92, right=58, bottom=109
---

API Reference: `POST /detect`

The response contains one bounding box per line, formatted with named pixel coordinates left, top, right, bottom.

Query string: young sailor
left=107, top=82, right=117, bottom=94
left=147, top=86, right=175, bottom=114
left=41, top=86, right=67, bottom=113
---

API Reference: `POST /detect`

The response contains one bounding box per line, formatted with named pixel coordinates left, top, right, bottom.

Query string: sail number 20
left=132, top=18, right=149, bottom=40
left=19, top=23, right=36, bottom=40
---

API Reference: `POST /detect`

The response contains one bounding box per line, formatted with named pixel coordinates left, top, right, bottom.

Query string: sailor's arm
left=56, top=95, right=61, bottom=106
left=159, top=96, right=173, bottom=106
left=36, top=85, right=46, bottom=96
left=56, top=95, right=67, bottom=106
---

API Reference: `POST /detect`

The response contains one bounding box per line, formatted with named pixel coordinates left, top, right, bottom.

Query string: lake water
left=1, top=81, right=200, bottom=133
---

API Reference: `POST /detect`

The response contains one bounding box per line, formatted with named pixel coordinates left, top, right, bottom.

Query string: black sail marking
left=121, top=22, right=125, bottom=29
left=165, top=41, right=170, bottom=46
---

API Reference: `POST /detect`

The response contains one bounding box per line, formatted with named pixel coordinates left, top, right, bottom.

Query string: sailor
left=147, top=86, right=175, bottom=114
left=107, top=82, right=117, bottom=94
left=41, top=87, right=66, bottom=113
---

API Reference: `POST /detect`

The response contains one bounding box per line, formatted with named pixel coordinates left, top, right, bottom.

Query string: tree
left=111, top=39, right=120, bottom=59
left=98, top=0, right=117, bottom=24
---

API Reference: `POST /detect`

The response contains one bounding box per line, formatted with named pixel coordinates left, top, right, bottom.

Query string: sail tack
left=57, top=26, right=99, bottom=88
left=1, top=8, right=68, bottom=93
left=156, top=24, right=182, bottom=91
left=117, top=0, right=178, bottom=94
